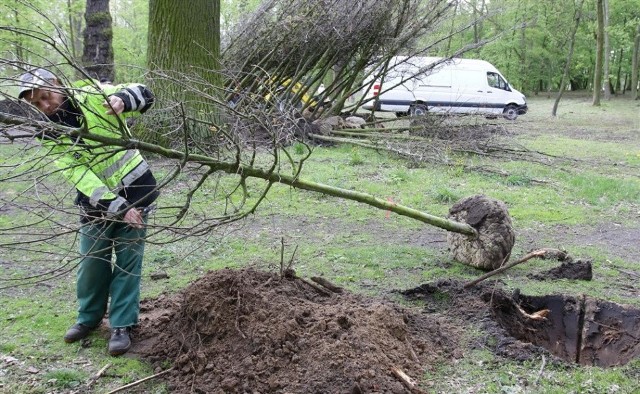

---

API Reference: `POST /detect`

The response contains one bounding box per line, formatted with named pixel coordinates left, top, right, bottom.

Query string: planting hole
left=490, top=292, right=640, bottom=367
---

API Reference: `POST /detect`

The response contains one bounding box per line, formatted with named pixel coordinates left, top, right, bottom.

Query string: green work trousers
left=76, top=218, right=147, bottom=328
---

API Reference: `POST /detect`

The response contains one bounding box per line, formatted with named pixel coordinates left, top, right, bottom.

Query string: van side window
left=487, top=72, right=509, bottom=90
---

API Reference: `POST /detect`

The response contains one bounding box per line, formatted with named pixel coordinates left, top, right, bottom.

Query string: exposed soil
left=133, top=268, right=464, bottom=393
left=490, top=292, right=640, bottom=367
left=133, top=266, right=640, bottom=393
left=528, top=259, right=593, bottom=281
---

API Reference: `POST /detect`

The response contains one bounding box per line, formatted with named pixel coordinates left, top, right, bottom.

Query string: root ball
left=447, top=195, right=515, bottom=270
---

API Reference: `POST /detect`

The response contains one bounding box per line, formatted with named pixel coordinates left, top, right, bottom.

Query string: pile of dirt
left=133, top=268, right=639, bottom=392
left=528, top=259, right=593, bottom=281
left=133, top=268, right=462, bottom=393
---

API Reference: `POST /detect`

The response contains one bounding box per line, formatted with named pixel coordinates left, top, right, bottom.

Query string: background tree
left=553, top=0, right=586, bottom=116
left=146, top=0, right=221, bottom=141
left=593, top=0, right=605, bottom=105
left=66, top=0, right=84, bottom=62
left=632, top=24, right=640, bottom=99
left=220, top=0, right=261, bottom=43
left=82, top=0, right=115, bottom=81
left=603, top=0, right=611, bottom=98
left=109, top=0, right=148, bottom=81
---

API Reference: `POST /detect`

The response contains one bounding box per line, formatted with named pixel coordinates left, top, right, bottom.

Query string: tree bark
left=632, top=25, right=640, bottom=100
left=592, top=0, right=604, bottom=106
left=553, top=0, right=585, bottom=116
left=602, top=0, right=610, bottom=99
left=147, top=0, right=221, bottom=139
left=615, top=47, right=623, bottom=94
left=82, top=0, right=115, bottom=82
left=12, top=10, right=25, bottom=66
left=444, top=1, right=458, bottom=55
left=471, top=0, right=485, bottom=55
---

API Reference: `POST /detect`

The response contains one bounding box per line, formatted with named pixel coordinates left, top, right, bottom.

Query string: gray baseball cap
left=17, top=68, right=58, bottom=99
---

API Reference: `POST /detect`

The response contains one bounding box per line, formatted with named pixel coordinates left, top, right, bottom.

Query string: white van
left=361, top=56, right=527, bottom=120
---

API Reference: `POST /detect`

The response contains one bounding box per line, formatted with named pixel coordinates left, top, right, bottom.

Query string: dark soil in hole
left=402, top=280, right=640, bottom=367
left=491, top=291, right=640, bottom=367
left=133, top=269, right=640, bottom=393
left=400, top=279, right=552, bottom=362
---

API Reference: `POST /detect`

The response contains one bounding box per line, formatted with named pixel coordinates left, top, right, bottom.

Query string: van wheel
left=503, top=105, right=518, bottom=121
left=409, top=104, right=428, bottom=117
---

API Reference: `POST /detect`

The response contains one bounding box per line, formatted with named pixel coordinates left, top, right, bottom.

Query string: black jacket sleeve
left=110, top=84, right=155, bottom=114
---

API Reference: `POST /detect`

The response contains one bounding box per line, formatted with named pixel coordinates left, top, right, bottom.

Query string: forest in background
left=2, top=0, right=640, bottom=98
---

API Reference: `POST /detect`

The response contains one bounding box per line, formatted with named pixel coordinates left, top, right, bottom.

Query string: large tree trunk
left=81, top=0, right=114, bottom=82
left=553, top=0, right=585, bottom=116
left=632, top=25, right=640, bottom=100
left=593, top=0, right=604, bottom=106
left=602, top=0, right=611, bottom=99
left=147, top=0, right=221, bottom=139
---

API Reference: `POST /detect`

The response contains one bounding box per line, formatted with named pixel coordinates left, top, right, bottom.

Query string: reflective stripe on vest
left=107, top=196, right=128, bottom=216
left=90, top=186, right=110, bottom=206
left=117, top=160, right=150, bottom=191
left=101, top=149, right=136, bottom=180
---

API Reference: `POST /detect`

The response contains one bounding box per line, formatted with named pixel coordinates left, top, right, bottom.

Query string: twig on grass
left=85, top=363, right=111, bottom=390
left=534, top=355, right=546, bottom=385
left=611, top=267, right=640, bottom=279
left=105, top=368, right=173, bottom=394
left=463, top=249, right=564, bottom=289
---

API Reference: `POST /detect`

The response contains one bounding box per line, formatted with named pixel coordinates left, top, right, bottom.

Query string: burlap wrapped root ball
left=447, top=195, right=515, bottom=270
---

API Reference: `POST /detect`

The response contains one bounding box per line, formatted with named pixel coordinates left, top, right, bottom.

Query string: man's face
left=22, top=84, right=65, bottom=116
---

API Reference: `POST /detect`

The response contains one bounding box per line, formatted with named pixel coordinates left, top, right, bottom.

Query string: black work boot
left=63, top=323, right=95, bottom=343
left=108, top=327, right=132, bottom=356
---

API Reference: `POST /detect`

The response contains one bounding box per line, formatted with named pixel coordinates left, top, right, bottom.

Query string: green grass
left=428, top=349, right=638, bottom=393
left=1, top=94, right=640, bottom=393
left=44, top=368, right=86, bottom=390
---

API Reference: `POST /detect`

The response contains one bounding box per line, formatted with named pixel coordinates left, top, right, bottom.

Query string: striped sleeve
left=111, top=84, right=155, bottom=114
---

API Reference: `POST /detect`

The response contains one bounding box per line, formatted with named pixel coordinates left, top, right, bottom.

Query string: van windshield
left=487, top=72, right=510, bottom=91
